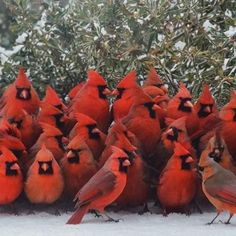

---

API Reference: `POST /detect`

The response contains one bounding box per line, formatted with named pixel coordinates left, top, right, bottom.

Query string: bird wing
left=74, top=168, right=116, bottom=208
left=205, top=170, right=236, bottom=205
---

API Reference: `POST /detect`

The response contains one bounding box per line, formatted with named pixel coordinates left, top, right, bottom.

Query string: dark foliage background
left=0, top=0, right=235, bottom=105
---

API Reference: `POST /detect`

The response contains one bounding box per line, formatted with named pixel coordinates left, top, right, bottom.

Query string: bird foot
left=138, top=204, right=151, bottom=215
left=206, top=222, right=213, bottom=225
left=105, top=218, right=121, bottom=223
left=90, top=210, right=103, bottom=218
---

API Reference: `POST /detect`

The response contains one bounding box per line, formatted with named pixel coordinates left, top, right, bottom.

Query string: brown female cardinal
left=61, top=135, right=98, bottom=199
left=200, top=131, right=236, bottom=175
left=111, top=71, right=140, bottom=120
left=219, top=92, right=236, bottom=161
left=69, top=113, right=106, bottom=161
left=157, top=142, right=198, bottom=214
left=68, top=70, right=111, bottom=133
left=66, top=146, right=131, bottom=224
left=199, top=151, right=236, bottom=224
left=122, top=87, right=161, bottom=159
left=0, top=67, right=40, bottom=115
left=0, top=147, right=23, bottom=205
left=166, top=82, right=199, bottom=136
left=25, top=145, right=64, bottom=204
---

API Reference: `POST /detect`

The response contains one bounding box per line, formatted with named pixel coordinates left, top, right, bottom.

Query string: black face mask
left=87, top=124, right=101, bottom=140
left=55, top=135, right=66, bottom=151
left=198, top=103, right=213, bottom=117
left=97, top=85, right=108, bottom=99
left=54, top=113, right=64, bottom=129
left=11, top=149, right=23, bottom=159
left=115, top=88, right=125, bottom=100
left=67, top=149, right=81, bottom=164
left=178, top=98, right=192, bottom=113
left=180, top=154, right=192, bottom=170
left=38, top=161, right=53, bottom=175
left=8, top=118, right=23, bottom=129
left=16, top=87, right=31, bottom=100
left=55, top=104, right=63, bottom=111
left=5, top=161, right=18, bottom=176
left=124, top=150, right=136, bottom=165
left=144, top=102, right=156, bottom=119
left=118, top=157, right=129, bottom=173
left=209, top=146, right=224, bottom=163
left=166, top=127, right=181, bottom=142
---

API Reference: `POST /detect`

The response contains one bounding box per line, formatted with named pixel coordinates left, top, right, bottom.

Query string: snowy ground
left=1, top=210, right=236, bottom=236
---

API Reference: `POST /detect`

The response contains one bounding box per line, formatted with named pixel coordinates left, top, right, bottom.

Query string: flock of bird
left=1, top=67, right=236, bottom=225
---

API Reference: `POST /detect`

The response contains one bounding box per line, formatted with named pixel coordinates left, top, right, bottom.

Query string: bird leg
left=104, top=213, right=121, bottom=223
left=225, top=214, right=233, bottom=224
left=192, top=199, right=203, bottom=214
left=206, top=212, right=221, bottom=225
left=90, top=210, right=103, bottom=218
left=138, top=202, right=150, bottom=215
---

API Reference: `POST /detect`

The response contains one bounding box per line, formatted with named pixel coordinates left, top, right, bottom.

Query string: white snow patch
left=15, top=33, right=28, bottom=44
left=175, top=41, right=186, bottom=50
left=222, top=58, right=230, bottom=71
left=203, top=20, right=216, bottom=32
left=0, top=45, right=24, bottom=64
left=224, top=26, right=236, bottom=37
left=1, top=212, right=236, bottom=236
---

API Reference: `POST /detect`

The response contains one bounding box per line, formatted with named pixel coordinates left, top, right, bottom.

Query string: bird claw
left=105, top=218, right=122, bottom=223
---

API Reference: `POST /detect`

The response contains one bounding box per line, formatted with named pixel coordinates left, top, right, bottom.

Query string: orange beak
left=185, top=156, right=194, bottom=163
left=67, top=150, right=74, bottom=159
left=111, top=89, right=119, bottom=96
left=204, top=105, right=211, bottom=113
left=123, top=159, right=131, bottom=166
left=103, top=88, right=111, bottom=95
left=166, top=128, right=174, bottom=136
left=41, top=163, right=48, bottom=172
left=92, top=128, right=101, bottom=134
left=152, top=104, right=161, bottom=111
left=185, top=100, right=193, bottom=108
left=21, top=90, right=28, bottom=99
left=10, top=163, right=20, bottom=171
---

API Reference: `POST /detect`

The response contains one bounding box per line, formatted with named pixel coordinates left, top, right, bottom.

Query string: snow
left=203, top=20, right=216, bottom=32
left=0, top=45, right=24, bottom=64
left=224, top=26, right=236, bottom=37
left=1, top=211, right=236, bottom=236
left=175, top=41, right=186, bottom=50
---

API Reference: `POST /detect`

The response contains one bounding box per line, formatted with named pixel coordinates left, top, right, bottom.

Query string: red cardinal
left=67, top=146, right=131, bottom=224
left=2, top=104, right=40, bottom=149
left=61, top=135, right=98, bottom=198
left=115, top=151, right=149, bottom=209
left=219, top=92, right=236, bottom=161
left=0, top=134, right=26, bottom=160
left=166, top=82, right=199, bottom=136
left=43, top=86, right=66, bottom=111
left=157, top=142, right=198, bottom=214
left=0, top=118, right=22, bottom=139
left=112, top=71, right=140, bottom=120
left=69, top=70, right=111, bottom=133
left=0, top=67, right=40, bottom=115
left=69, top=113, right=106, bottom=161
left=37, top=101, right=69, bottom=133
left=122, top=87, right=161, bottom=159
left=0, top=147, right=23, bottom=205
left=143, top=67, right=168, bottom=94
left=67, top=82, right=86, bottom=102
left=194, top=84, right=219, bottom=129
left=25, top=145, right=64, bottom=204
left=199, top=150, right=236, bottom=224
left=162, top=117, right=196, bottom=157
left=99, top=121, right=139, bottom=167
left=27, top=122, right=67, bottom=167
